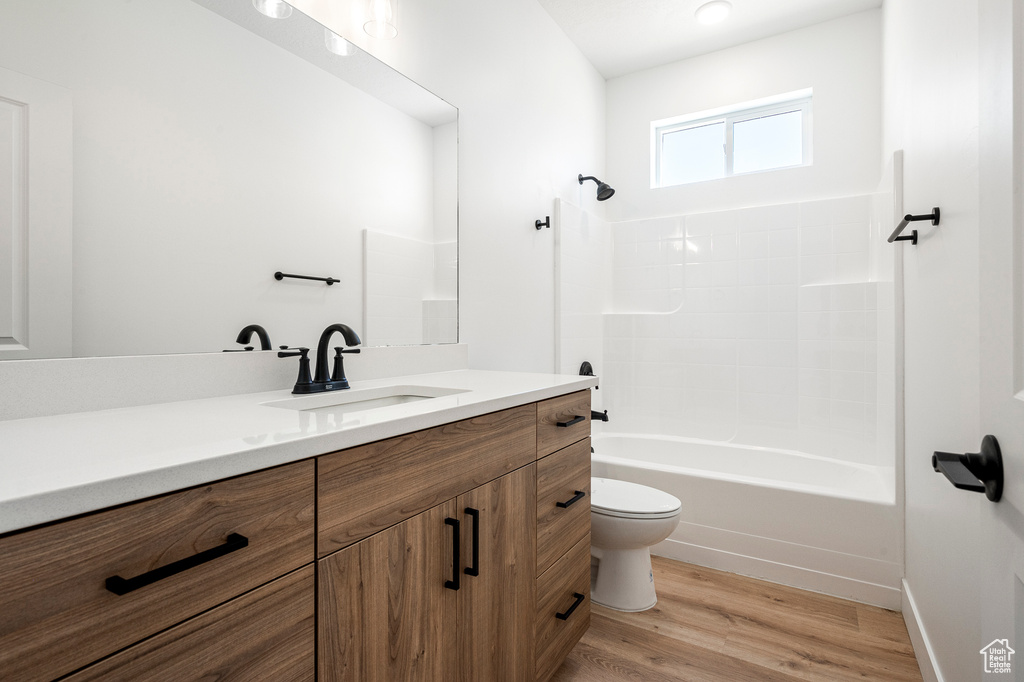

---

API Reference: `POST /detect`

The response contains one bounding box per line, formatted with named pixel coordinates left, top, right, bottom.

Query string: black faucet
left=235, top=324, right=272, bottom=350
left=279, top=323, right=361, bottom=394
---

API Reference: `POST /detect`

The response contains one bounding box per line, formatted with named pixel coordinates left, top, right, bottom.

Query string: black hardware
left=580, top=361, right=598, bottom=389
left=464, top=508, right=480, bottom=577
left=444, top=517, right=460, bottom=591
left=284, top=324, right=362, bottom=395
left=556, top=592, right=585, bottom=620
left=222, top=347, right=254, bottom=352
left=556, top=491, right=586, bottom=509
left=888, top=207, right=940, bottom=245
left=591, top=410, right=609, bottom=422
left=557, top=415, right=586, bottom=428
left=932, top=434, right=1004, bottom=502
left=578, top=174, right=615, bottom=201
left=278, top=347, right=313, bottom=392
left=535, top=216, right=550, bottom=230
left=235, top=324, right=272, bottom=350
left=274, top=271, right=339, bottom=286
left=329, top=347, right=361, bottom=389
left=105, top=533, right=248, bottom=596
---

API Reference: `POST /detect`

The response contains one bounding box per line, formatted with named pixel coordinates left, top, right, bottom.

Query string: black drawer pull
left=556, top=592, right=586, bottom=620
left=444, top=517, right=461, bottom=591
left=105, top=533, right=248, bottom=596
left=464, top=508, right=480, bottom=577
left=556, top=415, right=586, bottom=428
left=556, top=490, right=586, bottom=509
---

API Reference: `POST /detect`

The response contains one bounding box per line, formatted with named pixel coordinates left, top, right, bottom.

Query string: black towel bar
left=274, top=271, right=338, bottom=285
left=888, top=207, right=940, bottom=245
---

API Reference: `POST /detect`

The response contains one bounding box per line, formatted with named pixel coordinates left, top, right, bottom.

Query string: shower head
left=578, top=174, right=615, bottom=201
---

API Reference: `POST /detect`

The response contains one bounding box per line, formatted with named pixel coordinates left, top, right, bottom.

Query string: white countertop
left=0, top=369, right=597, bottom=535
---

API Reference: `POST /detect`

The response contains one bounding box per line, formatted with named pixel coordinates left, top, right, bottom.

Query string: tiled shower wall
left=558, top=195, right=896, bottom=468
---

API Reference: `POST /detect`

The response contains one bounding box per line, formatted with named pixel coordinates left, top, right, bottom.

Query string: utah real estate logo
left=980, top=639, right=1014, bottom=674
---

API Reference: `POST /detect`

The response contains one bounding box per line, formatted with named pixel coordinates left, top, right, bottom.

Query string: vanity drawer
left=536, top=438, right=591, bottom=576
left=535, top=533, right=591, bottom=682
left=318, top=404, right=536, bottom=557
left=0, top=460, right=315, bottom=682
left=64, top=565, right=315, bottom=682
left=536, top=391, right=591, bottom=458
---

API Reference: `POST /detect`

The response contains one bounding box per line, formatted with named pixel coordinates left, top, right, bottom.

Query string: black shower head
left=578, top=174, right=615, bottom=201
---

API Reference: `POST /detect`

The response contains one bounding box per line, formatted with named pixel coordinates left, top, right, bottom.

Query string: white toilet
left=590, top=477, right=682, bottom=612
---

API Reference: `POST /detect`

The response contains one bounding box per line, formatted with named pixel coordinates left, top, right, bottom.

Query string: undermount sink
left=261, top=385, right=469, bottom=416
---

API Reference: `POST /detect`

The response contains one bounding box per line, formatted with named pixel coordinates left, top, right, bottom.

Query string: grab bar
left=888, top=207, right=940, bottom=245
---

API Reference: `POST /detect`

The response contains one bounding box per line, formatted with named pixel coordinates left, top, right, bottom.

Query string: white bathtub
left=590, top=433, right=903, bottom=608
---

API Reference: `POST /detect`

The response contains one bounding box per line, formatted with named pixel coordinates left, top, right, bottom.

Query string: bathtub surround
left=556, top=188, right=901, bottom=607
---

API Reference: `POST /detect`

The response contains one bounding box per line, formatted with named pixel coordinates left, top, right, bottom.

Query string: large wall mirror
left=0, top=0, right=457, bottom=360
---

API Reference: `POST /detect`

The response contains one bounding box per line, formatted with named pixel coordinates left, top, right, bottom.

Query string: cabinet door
left=457, top=465, right=537, bottom=682
left=318, top=499, right=458, bottom=682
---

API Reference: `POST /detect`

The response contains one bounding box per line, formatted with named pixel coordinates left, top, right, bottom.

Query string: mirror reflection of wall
left=0, top=0, right=457, bottom=360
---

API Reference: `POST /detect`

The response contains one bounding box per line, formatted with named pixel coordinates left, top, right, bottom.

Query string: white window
left=651, top=90, right=812, bottom=188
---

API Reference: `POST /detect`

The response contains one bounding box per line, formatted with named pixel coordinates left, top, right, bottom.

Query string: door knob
left=932, top=434, right=1003, bottom=502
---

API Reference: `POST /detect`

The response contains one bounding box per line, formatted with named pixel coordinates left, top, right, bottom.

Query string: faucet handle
left=330, top=347, right=355, bottom=388
left=278, top=347, right=313, bottom=393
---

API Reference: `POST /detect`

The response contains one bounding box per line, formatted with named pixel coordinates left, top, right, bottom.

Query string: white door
left=0, top=66, right=72, bottom=359
left=976, top=0, right=1024, bottom=676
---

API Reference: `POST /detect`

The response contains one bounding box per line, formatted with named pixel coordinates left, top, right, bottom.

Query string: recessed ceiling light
left=695, top=0, right=731, bottom=25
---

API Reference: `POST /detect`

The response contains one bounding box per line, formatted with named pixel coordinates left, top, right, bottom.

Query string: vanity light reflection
left=252, top=0, right=293, bottom=19
left=364, top=0, right=398, bottom=39
left=325, top=30, right=353, bottom=56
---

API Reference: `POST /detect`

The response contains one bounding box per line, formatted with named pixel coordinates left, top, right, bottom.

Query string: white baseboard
left=901, top=580, right=942, bottom=682
left=653, top=535, right=902, bottom=610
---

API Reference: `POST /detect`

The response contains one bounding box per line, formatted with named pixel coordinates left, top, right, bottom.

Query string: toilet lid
left=591, top=477, right=681, bottom=519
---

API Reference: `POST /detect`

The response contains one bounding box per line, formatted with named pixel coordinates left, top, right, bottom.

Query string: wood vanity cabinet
left=0, top=390, right=592, bottom=682
left=317, top=465, right=536, bottom=682
left=0, top=460, right=315, bottom=682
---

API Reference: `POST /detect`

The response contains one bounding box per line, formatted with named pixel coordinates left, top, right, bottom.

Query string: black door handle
left=556, top=415, right=586, bottom=428
left=105, top=533, right=249, bottom=595
left=464, top=508, right=480, bottom=577
left=444, top=517, right=460, bottom=590
left=556, top=592, right=586, bottom=620
left=556, top=491, right=586, bottom=509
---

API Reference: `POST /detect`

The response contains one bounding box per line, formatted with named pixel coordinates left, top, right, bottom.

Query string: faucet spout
left=235, top=324, right=272, bottom=350
left=314, top=323, right=361, bottom=386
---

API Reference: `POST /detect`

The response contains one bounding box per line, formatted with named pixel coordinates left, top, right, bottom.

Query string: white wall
left=605, top=10, right=881, bottom=222
left=291, top=0, right=607, bottom=373
left=0, top=0, right=438, bottom=357
left=882, top=1, right=982, bottom=680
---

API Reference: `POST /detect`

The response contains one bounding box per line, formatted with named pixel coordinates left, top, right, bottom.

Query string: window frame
left=651, top=91, right=813, bottom=188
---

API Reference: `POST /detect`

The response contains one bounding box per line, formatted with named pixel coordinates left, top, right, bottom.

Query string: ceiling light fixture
left=252, top=0, right=293, bottom=19
left=325, top=29, right=353, bottom=56
left=364, top=0, right=398, bottom=39
left=695, top=0, right=731, bottom=25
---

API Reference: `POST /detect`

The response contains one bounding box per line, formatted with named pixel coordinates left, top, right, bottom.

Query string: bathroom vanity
left=0, top=371, right=594, bottom=682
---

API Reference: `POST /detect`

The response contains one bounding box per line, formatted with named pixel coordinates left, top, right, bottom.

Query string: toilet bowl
left=590, top=476, right=681, bottom=612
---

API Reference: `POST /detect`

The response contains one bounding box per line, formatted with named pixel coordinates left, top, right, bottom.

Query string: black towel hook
left=888, top=207, right=940, bottom=245
left=536, top=216, right=550, bottom=230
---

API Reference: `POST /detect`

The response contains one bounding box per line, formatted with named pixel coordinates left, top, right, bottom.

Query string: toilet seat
left=591, top=477, right=681, bottom=520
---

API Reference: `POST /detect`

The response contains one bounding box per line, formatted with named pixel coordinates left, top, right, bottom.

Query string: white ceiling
left=536, top=0, right=882, bottom=79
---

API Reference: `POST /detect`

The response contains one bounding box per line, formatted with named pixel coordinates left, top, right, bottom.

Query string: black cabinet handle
left=556, top=491, right=586, bottom=509
left=556, top=592, right=586, bottom=620
left=464, top=508, right=480, bottom=577
left=444, top=518, right=460, bottom=591
left=105, top=533, right=248, bottom=596
left=556, top=415, right=586, bottom=428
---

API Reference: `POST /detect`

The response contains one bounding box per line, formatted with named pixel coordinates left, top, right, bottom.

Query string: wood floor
left=551, top=556, right=922, bottom=682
